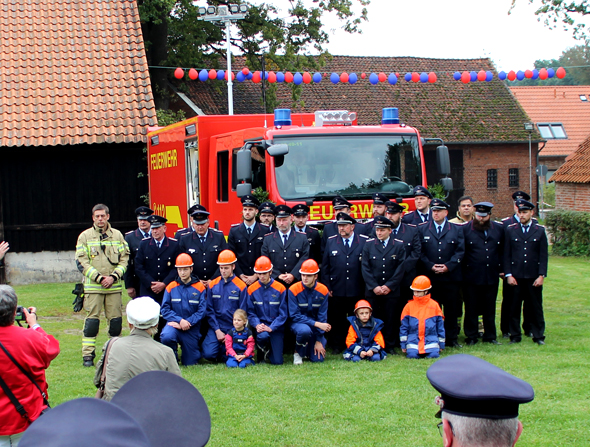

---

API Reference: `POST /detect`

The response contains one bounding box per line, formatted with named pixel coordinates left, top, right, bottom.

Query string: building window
left=537, top=123, right=567, bottom=139
left=509, top=168, right=519, bottom=187
left=487, top=169, right=497, bottom=189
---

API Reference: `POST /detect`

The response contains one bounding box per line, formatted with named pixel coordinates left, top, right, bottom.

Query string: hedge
left=545, top=210, right=590, bottom=257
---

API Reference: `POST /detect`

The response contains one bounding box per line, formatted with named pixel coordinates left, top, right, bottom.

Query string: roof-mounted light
left=382, top=108, right=399, bottom=125
left=274, top=109, right=292, bottom=126
left=314, top=110, right=357, bottom=126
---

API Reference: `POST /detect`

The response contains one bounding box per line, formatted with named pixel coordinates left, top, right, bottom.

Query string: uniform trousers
left=254, top=330, right=285, bottom=365
left=430, top=282, right=460, bottom=345
left=463, top=282, right=499, bottom=343
left=327, top=295, right=357, bottom=351
left=201, top=328, right=229, bottom=362
left=367, top=295, right=398, bottom=351
left=160, top=325, right=202, bottom=366
left=501, top=278, right=532, bottom=336
left=291, top=323, right=326, bottom=362
left=82, top=292, right=122, bottom=357
left=226, top=357, right=254, bottom=368
left=406, top=349, right=439, bottom=359
left=348, top=352, right=384, bottom=362
left=509, top=279, right=545, bottom=343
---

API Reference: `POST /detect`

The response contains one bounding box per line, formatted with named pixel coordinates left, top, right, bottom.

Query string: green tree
left=514, top=1, right=589, bottom=40
left=139, top=0, right=370, bottom=110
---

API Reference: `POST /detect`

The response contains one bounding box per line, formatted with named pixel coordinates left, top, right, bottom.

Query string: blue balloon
left=236, top=71, right=245, bottom=82
left=217, top=70, right=225, bottom=80
left=420, top=72, right=428, bottom=83
left=313, top=72, right=322, bottom=83
left=349, top=73, right=358, bottom=84
left=498, top=71, right=507, bottom=80
left=199, top=69, right=209, bottom=81
left=246, top=72, right=253, bottom=80
left=516, top=70, right=525, bottom=80
left=547, top=68, right=555, bottom=78
left=485, top=71, right=493, bottom=82
left=263, top=71, right=269, bottom=80
left=453, top=71, right=461, bottom=81
left=276, top=72, right=285, bottom=83
left=330, top=73, right=339, bottom=84
left=404, top=72, right=412, bottom=82
left=369, top=73, right=379, bottom=85
left=388, top=73, right=398, bottom=85
left=294, top=72, right=303, bottom=85
left=532, top=69, right=539, bottom=80
left=470, top=71, right=477, bottom=82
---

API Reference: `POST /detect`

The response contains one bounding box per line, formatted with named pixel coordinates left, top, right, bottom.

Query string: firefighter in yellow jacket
left=76, top=204, right=129, bottom=367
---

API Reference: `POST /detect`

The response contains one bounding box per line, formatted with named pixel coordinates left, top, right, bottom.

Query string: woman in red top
left=0, top=285, right=60, bottom=446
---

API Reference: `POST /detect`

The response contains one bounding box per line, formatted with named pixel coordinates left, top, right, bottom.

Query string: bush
left=545, top=210, right=590, bottom=257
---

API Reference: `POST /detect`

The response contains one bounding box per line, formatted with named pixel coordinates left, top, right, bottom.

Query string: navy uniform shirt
left=503, top=222, right=548, bottom=279
left=179, top=229, right=227, bottom=281
left=361, top=237, right=406, bottom=298
left=261, top=230, right=310, bottom=281
left=228, top=222, right=272, bottom=276
left=320, top=220, right=368, bottom=256
left=402, top=209, right=432, bottom=226
left=462, top=220, right=504, bottom=285
left=124, top=228, right=150, bottom=290
left=135, top=236, right=180, bottom=302
left=418, top=220, right=465, bottom=282
left=390, top=223, right=421, bottom=287
left=322, top=232, right=369, bottom=297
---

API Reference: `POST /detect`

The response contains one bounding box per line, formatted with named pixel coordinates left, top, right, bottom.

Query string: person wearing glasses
left=427, top=354, right=534, bottom=447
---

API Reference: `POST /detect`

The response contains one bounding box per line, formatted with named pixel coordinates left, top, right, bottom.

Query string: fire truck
left=147, top=108, right=452, bottom=235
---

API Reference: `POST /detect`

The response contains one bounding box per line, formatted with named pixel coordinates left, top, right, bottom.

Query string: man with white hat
left=94, top=297, right=181, bottom=401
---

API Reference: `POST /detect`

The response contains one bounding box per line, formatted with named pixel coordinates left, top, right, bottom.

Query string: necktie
left=382, top=241, right=387, bottom=249
left=247, top=227, right=252, bottom=236
left=422, top=213, right=428, bottom=222
left=345, top=239, right=350, bottom=248
left=283, top=234, right=288, bottom=245
left=437, top=226, right=442, bottom=235
left=393, top=228, right=398, bottom=236
left=157, top=240, right=162, bottom=249
left=523, top=225, right=529, bottom=234
left=200, top=237, right=206, bottom=245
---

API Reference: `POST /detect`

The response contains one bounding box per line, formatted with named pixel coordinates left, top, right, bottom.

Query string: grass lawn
left=12, top=255, right=590, bottom=446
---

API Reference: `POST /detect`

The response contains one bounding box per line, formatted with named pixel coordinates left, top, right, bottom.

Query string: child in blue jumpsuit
left=225, top=309, right=255, bottom=368
left=343, top=300, right=386, bottom=362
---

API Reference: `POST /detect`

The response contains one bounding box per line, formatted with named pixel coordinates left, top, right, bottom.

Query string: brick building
left=551, top=135, right=590, bottom=212
left=171, top=56, right=539, bottom=218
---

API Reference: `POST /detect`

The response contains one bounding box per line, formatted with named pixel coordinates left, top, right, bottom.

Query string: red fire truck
left=147, top=108, right=451, bottom=235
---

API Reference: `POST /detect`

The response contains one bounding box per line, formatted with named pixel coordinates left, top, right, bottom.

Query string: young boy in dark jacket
left=343, top=300, right=386, bottom=362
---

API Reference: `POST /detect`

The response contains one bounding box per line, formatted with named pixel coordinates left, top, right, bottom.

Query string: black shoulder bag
left=0, top=339, right=50, bottom=422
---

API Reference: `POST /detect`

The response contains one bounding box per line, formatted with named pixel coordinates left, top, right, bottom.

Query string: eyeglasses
left=437, top=421, right=455, bottom=437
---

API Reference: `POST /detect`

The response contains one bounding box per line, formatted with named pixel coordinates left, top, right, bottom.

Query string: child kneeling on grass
left=225, top=309, right=255, bottom=368
left=343, top=300, right=386, bottom=362
left=400, top=276, right=445, bottom=359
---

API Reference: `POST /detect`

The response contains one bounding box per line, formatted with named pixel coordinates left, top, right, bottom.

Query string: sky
left=319, top=0, right=582, bottom=72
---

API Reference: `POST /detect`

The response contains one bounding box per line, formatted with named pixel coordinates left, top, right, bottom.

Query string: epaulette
left=211, top=228, right=223, bottom=233
left=418, top=221, right=428, bottom=225
left=328, top=234, right=338, bottom=239
left=308, top=226, right=318, bottom=231
left=366, top=238, right=375, bottom=242
left=260, top=223, right=270, bottom=228
left=359, top=234, right=369, bottom=238
left=231, top=223, right=240, bottom=227
left=179, top=232, right=191, bottom=237
left=394, top=238, right=404, bottom=243
left=501, top=217, right=510, bottom=221
left=169, top=237, right=177, bottom=241
left=264, top=232, right=274, bottom=237
left=125, top=230, right=133, bottom=235
left=177, top=227, right=188, bottom=231
left=537, top=224, right=545, bottom=228
left=507, top=223, right=518, bottom=228
left=141, top=236, right=150, bottom=240
left=407, top=224, right=416, bottom=227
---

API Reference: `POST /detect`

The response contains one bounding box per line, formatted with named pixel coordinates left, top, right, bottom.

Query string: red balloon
left=378, top=72, right=386, bottom=82
left=268, top=71, right=276, bottom=83
left=285, top=72, right=294, bottom=83
left=411, top=72, right=420, bottom=82
left=224, top=71, right=235, bottom=81
left=208, top=69, right=216, bottom=80
left=303, top=72, right=312, bottom=84
left=524, top=69, right=533, bottom=78
left=174, top=67, right=184, bottom=79
left=507, top=70, right=516, bottom=81
left=539, top=68, right=548, bottom=80
left=428, top=72, right=437, bottom=83
left=477, top=70, right=486, bottom=81
left=242, top=67, right=250, bottom=75
left=395, top=72, right=400, bottom=78
left=188, top=68, right=198, bottom=80
left=556, top=67, right=566, bottom=79
left=340, top=72, right=349, bottom=83
left=461, top=71, right=470, bottom=84
left=252, top=71, right=261, bottom=83
left=361, top=73, right=366, bottom=79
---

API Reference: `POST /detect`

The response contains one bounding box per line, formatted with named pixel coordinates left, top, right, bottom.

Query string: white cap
left=126, top=297, right=160, bottom=329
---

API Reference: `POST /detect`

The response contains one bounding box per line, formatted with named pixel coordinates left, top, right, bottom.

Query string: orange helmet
left=299, top=259, right=319, bottom=275
left=217, top=249, right=237, bottom=265
left=254, top=256, right=273, bottom=273
left=354, top=300, right=372, bottom=314
left=175, top=253, right=194, bottom=267
left=410, top=275, right=432, bottom=291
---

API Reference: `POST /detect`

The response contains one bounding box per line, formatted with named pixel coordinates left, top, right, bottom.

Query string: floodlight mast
left=198, top=4, right=247, bottom=115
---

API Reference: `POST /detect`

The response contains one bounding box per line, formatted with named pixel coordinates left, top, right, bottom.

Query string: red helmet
left=175, top=253, right=194, bottom=267
left=354, top=300, right=372, bottom=313
left=410, top=275, right=432, bottom=292
left=217, top=249, right=237, bottom=265
left=254, top=256, right=273, bottom=273
left=299, top=259, right=319, bottom=275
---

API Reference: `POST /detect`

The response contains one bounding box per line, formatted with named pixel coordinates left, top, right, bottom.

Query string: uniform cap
left=336, top=212, right=357, bottom=225
left=217, top=249, right=237, bottom=265
left=187, top=204, right=200, bottom=215
left=430, top=198, right=450, bottom=210
left=292, top=204, right=310, bottom=216
left=135, top=206, right=154, bottom=220
left=413, top=185, right=433, bottom=199
left=512, top=190, right=530, bottom=201
left=373, top=215, right=394, bottom=228
left=299, top=259, right=320, bottom=275
left=127, top=297, right=160, bottom=329
left=254, top=256, right=273, bottom=273
left=112, top=371, right=211, bottom=447
left=427, top=354, right=534, bottom=419
left=19, top=398, right=151, bottom=447
left=147, top=215, right=167, bottom=228
left=372, top=192, right=388, bottom=205
left=474, top=202, right=494, bottom=216
left=354, top=299, right=372, bottom=313
left=175, top=253, right=194, bottom=267
left=385, top=201, right=405, bottom=214
left=258, top=201, right=276, bottom=215
left=332, top=196, right=352, bottom=210
left=241, top=195, right=260, bottom=208
left=274, top=204, right=293, bottom=217
left=515, top=199, right=535, bottom=211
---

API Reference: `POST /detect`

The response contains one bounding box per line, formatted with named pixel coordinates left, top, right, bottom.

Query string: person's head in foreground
left=126, top=297, right=160, bottom=336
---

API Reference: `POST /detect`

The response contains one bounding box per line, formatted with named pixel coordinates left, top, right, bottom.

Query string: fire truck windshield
left=273, top=134, right=422, bottom=200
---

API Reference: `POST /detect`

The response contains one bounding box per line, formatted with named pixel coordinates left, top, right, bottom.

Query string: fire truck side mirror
left=236, top=149, right=252, bottom=181
left=440, top=177, right=453, bottom=192
left=236, top=183, right=252, bottom=197
left=267, top=144, right=289, bottom=157
left=436, top=145, right=451, bottom=176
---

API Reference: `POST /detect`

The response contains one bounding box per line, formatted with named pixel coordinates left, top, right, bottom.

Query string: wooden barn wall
left=0, top=142, right=149, bottom=253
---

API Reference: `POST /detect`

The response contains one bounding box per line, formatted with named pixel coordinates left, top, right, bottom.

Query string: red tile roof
left=183, top=56, right=533, bottom=142
left=551, top=134, right=590, bottom=183
left=510, top=86, right=590, bottom=157
left=0, top=0, right=156, bottom=147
